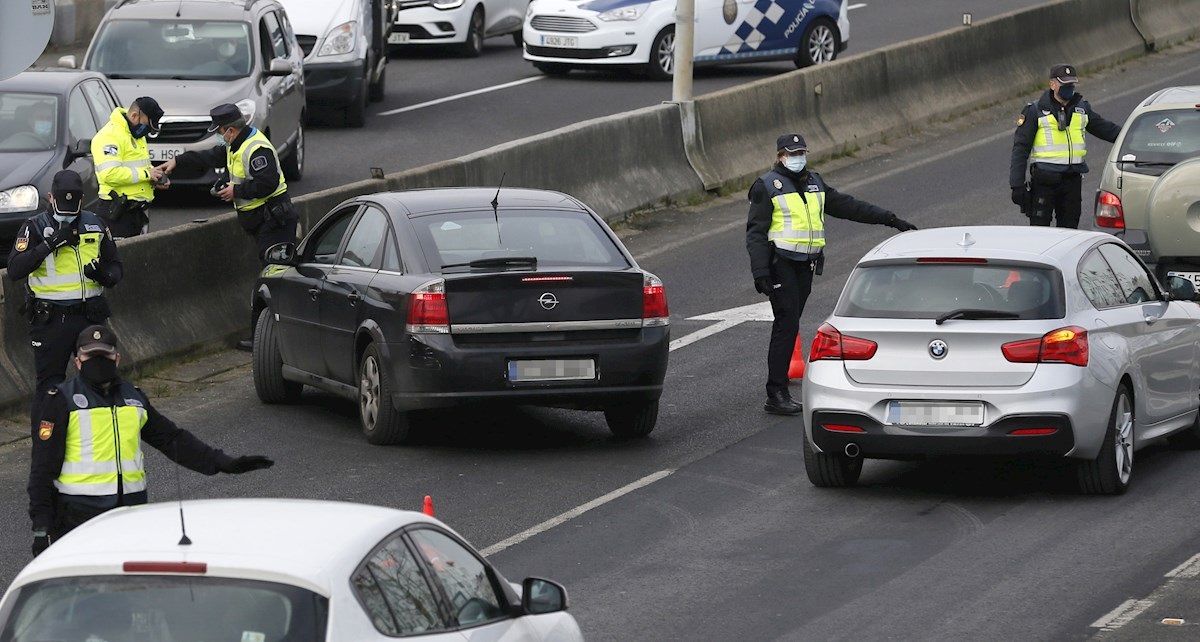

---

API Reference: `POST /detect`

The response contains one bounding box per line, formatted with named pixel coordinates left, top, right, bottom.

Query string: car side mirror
left=1166, top=275, right=1200, bottom=301
left=63, top=138, right=92, bottom=169
left=266, top=58, right=292, bottom=76
left=521, top=577, right=568, bottom=615
left=264, top=242, right=298, bottom=265
left=57, top=55, right=77, bottom=69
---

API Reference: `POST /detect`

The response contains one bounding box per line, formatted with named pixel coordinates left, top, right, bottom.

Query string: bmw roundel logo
left=928, top=339, right=948, bottom=360
left=538, top=292, right=559, bottom=310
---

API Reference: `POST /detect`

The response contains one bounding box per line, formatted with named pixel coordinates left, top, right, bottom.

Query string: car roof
left=108, top=0, right=270, bottom=19
left=860, top=225, right=1112, bottom=267
left=1136, top=85, right=1200, bottom=110
left=0, top=69, right=110, bottom=92
left=368, top=187, right=586, bottom=218
left=11, top=498, right=447, bottom=595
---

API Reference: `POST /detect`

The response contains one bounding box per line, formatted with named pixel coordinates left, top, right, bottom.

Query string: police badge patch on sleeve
left=15, top=230, right=28, bottom=252
left=1017, top=114, right=1025, bottom=126
left=38, top=421, right=53, bottom=440
left=773, top=179, right=783, bottom=190
left=103, top=144, right=118, bottom=156
left=250, top=155, right=268, bottom=171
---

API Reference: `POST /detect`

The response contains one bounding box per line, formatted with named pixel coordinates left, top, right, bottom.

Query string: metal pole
left=672, top=0, right=695, bottom=102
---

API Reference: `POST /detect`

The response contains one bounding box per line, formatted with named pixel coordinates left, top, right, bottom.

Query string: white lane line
left=670, top=319, right=741, bottom=351
left=480, top=469, right=674, bottom=556
left=848, top=3, right=867, bottom=9
left=379, top=76, right=545, bottom=116
left=1090, top=599, right=1155, bottom=630
left=1165, top=552, right=1200, bottom=578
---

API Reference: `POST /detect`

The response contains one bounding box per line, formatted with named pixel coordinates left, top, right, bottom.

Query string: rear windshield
left=88, top=20, right=254, bottom=80
left=835, top=263, right=1065, bottom=320
left=0, top=93, right=59, bottom=152
left=0, top=575, right=327, bottom=641
left=412, top=210, right=631, bottom=271
left=1117, top=109, right=1200, bottom=166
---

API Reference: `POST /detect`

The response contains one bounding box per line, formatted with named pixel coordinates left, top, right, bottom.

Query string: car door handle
left=347, top=291, right=361, bottom=306
left=308, top=288, right=319, bottom=301
left=1145, top=314, right=1161, bottom=324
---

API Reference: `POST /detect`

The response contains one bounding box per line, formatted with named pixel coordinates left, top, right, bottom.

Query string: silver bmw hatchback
left=802, top=226, right=1200, bottom=495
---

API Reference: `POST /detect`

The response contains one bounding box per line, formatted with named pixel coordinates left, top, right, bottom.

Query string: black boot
left=764, top=390, right=802, bottom=415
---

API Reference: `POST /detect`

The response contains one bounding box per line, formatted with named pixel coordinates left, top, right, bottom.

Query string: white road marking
left=670, top=301, right=775, bottom=351
left=1166, top=552, right=1200, bottom=578
left=379, top=76, right=545, bottom=116
left=481, top=470, right=673, bottom=556
left=848, top=3, right=867, bottom=9
left=1091, top=599, right=1155, bottom=630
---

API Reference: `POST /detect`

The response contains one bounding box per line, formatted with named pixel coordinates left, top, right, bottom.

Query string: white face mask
left=218, top=41, right=236, bottom=58
left=783, top=155, right=807, bottom=173
left=52, top=213, right=77, bottom=224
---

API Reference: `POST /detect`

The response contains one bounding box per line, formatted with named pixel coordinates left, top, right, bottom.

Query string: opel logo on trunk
left=929, top=339, right=948, bottom=359
left=538, top=292, right=559, bottom=310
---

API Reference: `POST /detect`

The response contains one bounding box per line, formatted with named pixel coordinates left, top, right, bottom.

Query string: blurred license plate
left=541, top=35, right=578, bottom=47
left=388, top=32, right=410, bottom=44
left=148, top=146, right=185, bottom=161
left=509, top=358, right=595, bottom=382
left=1167, top=271, right=1200, bottom=289
left=886, top=401, right=984, bottom=426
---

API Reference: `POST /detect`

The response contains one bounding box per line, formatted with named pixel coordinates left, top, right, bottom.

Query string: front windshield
left=0, top=93, right=59, bottom=152
left=88, top=19, right=254, bottom=80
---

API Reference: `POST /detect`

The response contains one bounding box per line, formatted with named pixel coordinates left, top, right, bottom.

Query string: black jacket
left=1009, top=89, right=1122, bottom=188
left=27, top=378, right=234, bottom=531
left=746, top=163, right=898, bottom=280
left=173, top=126, right=284, bottom=203
left=6, top=210, right=123, bottom=288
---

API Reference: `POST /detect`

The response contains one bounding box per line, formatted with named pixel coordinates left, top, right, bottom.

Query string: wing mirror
left=264, top=242, right=298, bottom=265
left=521, top=577, right=569, bottom=615
left=266, top=58, right=293, bottom=76
left=63, top=138, right=92, bottom=169
left=1166, top=275, right=1200, bottom=302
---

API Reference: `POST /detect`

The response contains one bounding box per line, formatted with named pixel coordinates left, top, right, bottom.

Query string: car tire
left=460, top=8, right=484, bottom=57
left=794, top=18, right=837, bottom=68
left=604, top=399, right=659, bottom=438
left=253, top=309, right=302, bottom=404
left=533, top=62, right=572, bottom=76
left=345, top=77, right=368, bottom=128
left=802, top=435, right=863, bottom=487
left=369, top=64, right=386, bottom=103
left=1076, top=385, right=1134, bottom=495
left=359, top=343, right=410, bottom=445
left=646, top=27, right=674, bottom=81
left=281, top=121, right=304, bottom=181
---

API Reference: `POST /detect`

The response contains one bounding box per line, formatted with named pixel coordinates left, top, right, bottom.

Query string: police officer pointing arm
left=747, top=134, right=916, bottom=416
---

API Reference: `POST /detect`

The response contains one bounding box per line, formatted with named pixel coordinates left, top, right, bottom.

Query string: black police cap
left=76, top=325, right=119, bottom=356
left=207, top=103, right=244, bottom=133
left=51, top=170, right=84, bottom=214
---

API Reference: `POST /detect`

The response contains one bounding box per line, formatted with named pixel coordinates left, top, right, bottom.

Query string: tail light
left=406, top=280, right=449, bottom=334
left=1095, top=190, right=1125, bottom=229
left=1001, top=326, right=1088, bottom=366
left=123, top=561, right=208, bottom=574
left=809, top=323, right=878, bottom=361
left=642, top=272, right=669, bottom=327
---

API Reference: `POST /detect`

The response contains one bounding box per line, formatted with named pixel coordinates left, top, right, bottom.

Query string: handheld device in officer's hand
left=210, top=179, right=229, bottom=198
left=156, top=173, right=170, bottom=188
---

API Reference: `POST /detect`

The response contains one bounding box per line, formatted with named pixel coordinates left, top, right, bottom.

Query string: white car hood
left=284, top=0, right=357, bottom=38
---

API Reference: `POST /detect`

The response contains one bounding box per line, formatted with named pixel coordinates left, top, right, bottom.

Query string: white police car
left=522, top=0, right=847, bottom=79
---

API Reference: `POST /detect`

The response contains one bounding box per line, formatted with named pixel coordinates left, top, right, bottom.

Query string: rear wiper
left=1122, top=161, right=1176, bottom=167
left=441, top=256, right=537, bottom=270
left=934, top=309, right=1020, bottom=325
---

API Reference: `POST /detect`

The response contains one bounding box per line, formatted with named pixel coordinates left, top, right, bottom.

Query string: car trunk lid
left=445, top=270, right=645, bottom=326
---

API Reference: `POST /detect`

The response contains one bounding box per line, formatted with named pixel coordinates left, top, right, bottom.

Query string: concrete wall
left=2, top=0, right=1198, bottom=414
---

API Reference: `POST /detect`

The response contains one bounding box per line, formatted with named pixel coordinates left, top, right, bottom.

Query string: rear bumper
left=809, top=410, right=1077, bottom=459
left=303, top=61, right=365, bottom=107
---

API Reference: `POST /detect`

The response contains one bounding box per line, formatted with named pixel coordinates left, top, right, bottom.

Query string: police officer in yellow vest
left=747, top=134, right=916, bottom=415
left=162, top=103, right=298, bottom=264
left=91, top=97, right=168, bottom=238
left=29, top=326, right=274, bottom=556
left=7, top=170, right=123, bottom=435
left=1009, top=64, right=1121, bottom=228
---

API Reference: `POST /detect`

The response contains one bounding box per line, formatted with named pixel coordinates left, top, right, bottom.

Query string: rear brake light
left=521, top=275, right=573, bottom=282
left=1009, top=428, right=1058, bottom=436
left=810, top=323, right=878, bottom=361
left=1095, top=191, right=1125, bottom=229
left=823, top=424, right=865, bottom=433
left=123, top=561, right=207, bottom=574
left=1001, top=326, right=1088, bottom=366
left=916, top=257, right=988, bottom=263
left=642, top=272, right=669, bottom=327
left=406, top=281, right=449, bottom=334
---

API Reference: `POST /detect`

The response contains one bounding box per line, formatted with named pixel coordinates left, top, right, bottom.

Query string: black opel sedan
left=251, top=187, right=671, bottom=445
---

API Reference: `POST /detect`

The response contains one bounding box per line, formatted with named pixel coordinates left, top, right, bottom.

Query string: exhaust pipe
left=844, top=443, right=861, bottom=458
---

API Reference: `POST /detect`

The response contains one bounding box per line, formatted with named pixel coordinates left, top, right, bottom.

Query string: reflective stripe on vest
left=1030, top=108, right=1088, bottom=165
left=92, top=108, right=154, bottom=202
left=54, top=379, right=148, bottom=496
left=228, top=129, right=287, bottom=211
left=28, top=214, right=106, bottom=301
left=763, top=170, right=826, bottom=253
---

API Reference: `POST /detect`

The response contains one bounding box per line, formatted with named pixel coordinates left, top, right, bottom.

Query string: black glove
left=32, top=533, right=50, bottom=557
left=754, top=276, right=775, bottom=296
left=219, top=455, right=274, bottom=474
left=889, top=216, right=918, bottom=232
left=44, top=225, right=77, bottom=251
left=1011, top=186, right=1026, bottom=206
left=83, top=259, right=106, bottom=285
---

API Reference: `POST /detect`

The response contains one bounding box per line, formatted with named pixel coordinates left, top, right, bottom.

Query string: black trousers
left=94, top=198, right=149, bottom=239
left=28, top=310, right=92, bottom=430
left=766, top=255, right=815, bottom=396
left=1028, top=172, right=1083, bottom=228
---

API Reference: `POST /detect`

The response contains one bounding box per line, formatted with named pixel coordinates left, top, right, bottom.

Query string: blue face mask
left=131, top=123, right=150, bottom=138
left=52, top=213, right=77, bottom=224
left=783, top=155, right=807, bottom=173
left=1057, top=83, right=1076, bottom=100
left=34, top=121, right=52, bottom=138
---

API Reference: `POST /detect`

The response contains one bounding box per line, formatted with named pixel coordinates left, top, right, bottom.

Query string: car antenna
left=175, top=0, right=183, bottom=17
left=172, top=442, right=192, bottom=545
left=491, top=172, right=505, bottom=244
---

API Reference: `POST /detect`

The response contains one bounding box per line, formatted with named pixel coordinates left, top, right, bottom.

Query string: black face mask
left=80, top=357, right=119, bottom=386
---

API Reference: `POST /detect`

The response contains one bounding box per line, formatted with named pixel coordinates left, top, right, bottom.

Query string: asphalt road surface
left=3, top=32, right=1200, bottom=642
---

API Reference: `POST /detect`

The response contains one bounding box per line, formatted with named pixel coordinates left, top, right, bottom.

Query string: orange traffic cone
left=788, top=334, right=806, bottom=379
left=422, top=495, right=435, bottom=517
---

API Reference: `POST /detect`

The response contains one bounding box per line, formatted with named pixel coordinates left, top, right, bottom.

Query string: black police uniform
left=747, top=162, right=914, bottom=411
left=6, top=212, right=122, bottom=430
left=1009, top=88, right=1120, bottom=228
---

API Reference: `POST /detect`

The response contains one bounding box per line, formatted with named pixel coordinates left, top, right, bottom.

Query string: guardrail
left=2, top=0, right=1197, bottom=417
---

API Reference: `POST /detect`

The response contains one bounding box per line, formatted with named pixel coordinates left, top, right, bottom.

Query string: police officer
left=1010, top=64, right=1121, bottom=228
left=747, top=134, right=917, bottom=415
left=29, top=326, right=274, bottom=556
left=7, top=170, right=123, bottom=433
left=161, top=103, right=298, bottom=264
left=91, top=96, right=168, bottom=238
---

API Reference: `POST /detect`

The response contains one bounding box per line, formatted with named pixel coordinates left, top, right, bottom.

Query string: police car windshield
left=88, top=20, right=254, bottom=80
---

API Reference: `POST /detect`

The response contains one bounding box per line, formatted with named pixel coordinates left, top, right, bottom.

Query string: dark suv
left=62, top=0, right=307, bottom=185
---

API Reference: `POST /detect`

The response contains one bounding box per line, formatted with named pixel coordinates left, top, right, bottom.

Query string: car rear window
left=88, top=19, right=254, bottom=79
left=413, top=210, right=631, bottom=271
left=1117, top=109, right=1200, bottom=166
left=836, top=262, right=1065, bottom=320
left=0, top=575, right=326, bottom=641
